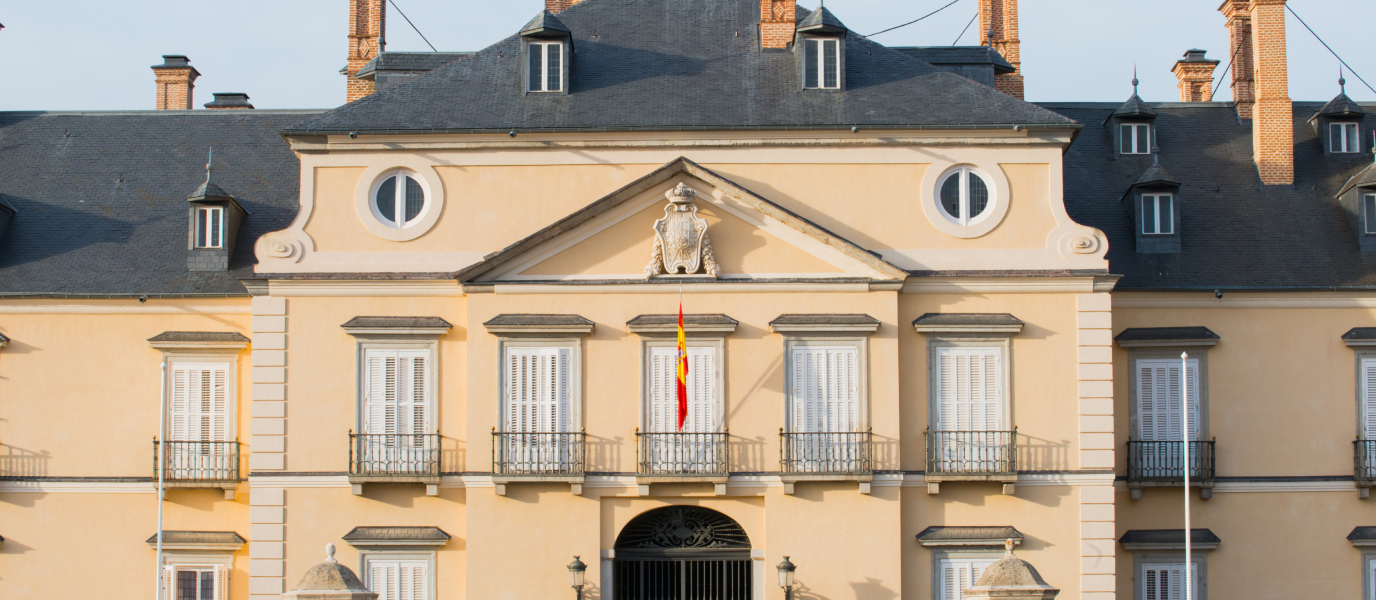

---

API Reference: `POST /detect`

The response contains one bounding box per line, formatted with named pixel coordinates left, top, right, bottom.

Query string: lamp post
left=776, top=556, right=796, bottom=600
left=568, top=556, right=587, bottom=600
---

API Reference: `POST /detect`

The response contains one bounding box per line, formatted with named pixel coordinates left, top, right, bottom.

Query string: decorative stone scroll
left=643, top=183, right=721, bottom=278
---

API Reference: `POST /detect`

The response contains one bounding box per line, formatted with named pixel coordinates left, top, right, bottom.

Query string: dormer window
left=1332, top=122, right=1361, bottom=153
left=803, top=38, right=840, bottom=89
left=1365, top=194, right=1376, bottom=234
left=1142, top=194, right=1174, bottom=235
left=1122, top=123, right=1151, bottom=155
left=195, top=206, right=224, bottom=249
left=528, top=42, right=563, bottom=93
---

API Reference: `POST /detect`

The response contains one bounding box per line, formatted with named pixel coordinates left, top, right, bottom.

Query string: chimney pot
left=1172, top=49, right=1219, bottom=102
left=151, top=55, right=200, bottom=110
left=204, top=93, right=255, bottom=110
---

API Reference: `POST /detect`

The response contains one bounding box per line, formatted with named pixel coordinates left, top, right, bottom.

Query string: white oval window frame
left=921, top=161, right=1011, bottom=239
left=355, top=162, right=445, bottom=242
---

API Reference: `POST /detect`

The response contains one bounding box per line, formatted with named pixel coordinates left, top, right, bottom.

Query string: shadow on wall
left=1018, top=434, right=1071, bottom=472
left=0, top=444, right=50, bottom=478
left=848, top=577, right=899, bottom=600
left=587, top=433, right=625, bottom=473
left=729, top=435, right=769, bottom=472
left=441, top=437, right=466, bottom=474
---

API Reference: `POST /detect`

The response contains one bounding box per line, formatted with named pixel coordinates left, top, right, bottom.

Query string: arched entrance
left=613, top=506, right=753, bottom=600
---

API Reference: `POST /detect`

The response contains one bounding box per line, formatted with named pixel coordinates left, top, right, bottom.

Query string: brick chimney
left=760, top=0, right=796, bottom=49
left=547, top=0, right=584, bottom=13
left=979, top=0, right=1023, bottom=99
left=1220, top=0, right=1255, bottom=118
left=152, top=55, right=200, bottom=110
left=1172, top=50, right=1220, bottom=102
left=1221, top=0, right=1293, bottom=185
left=346, top=0, right=386, bottom=103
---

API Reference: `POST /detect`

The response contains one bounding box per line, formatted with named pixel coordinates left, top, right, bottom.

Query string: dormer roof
left=520, top=10, right=571, bottom=38
left=1113, top=94, right=1157, bottom=119
left=1311, top=91, right=1366, bottom=122
left=1337, top=160, right=1376, bottom=197
left=797, top=6, right=847, bottom=35
left=1132, top=162, right=1181, bottom=188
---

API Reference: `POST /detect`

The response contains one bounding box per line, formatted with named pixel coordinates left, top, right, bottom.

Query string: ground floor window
left=1142, top=562, right=1199, bottom=600
left=364, top=556, right=432, bottom=600
left=162, top=565, right=226, bottom=600
left=937, top=557, right=996, bottom=600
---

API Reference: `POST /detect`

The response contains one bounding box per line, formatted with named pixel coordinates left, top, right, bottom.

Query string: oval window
left=936, top=167, right=993, bottom=226
left=371, top=170, right=428, bottom=229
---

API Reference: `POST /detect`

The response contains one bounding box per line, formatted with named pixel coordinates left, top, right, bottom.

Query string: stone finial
left=281, top=543, right=377, bottom=600
left=959, top=543, right=1059, bottom=600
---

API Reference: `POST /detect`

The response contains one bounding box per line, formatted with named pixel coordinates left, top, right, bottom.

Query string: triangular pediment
left=457, top=158, right=906, bottom=284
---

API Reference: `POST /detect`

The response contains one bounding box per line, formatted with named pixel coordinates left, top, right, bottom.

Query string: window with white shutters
left=1362, top=358, right=1376, bottom=441
left=789, top=346, right=859, bottom=433
left=647, top=346, right=715, bottom=433
left=1142, top=562, right=1198, bottom=600
left=505, top=347, right=572, bottom=434
left=933, top=347, right=1004, bottom=432
left=163, top=565, right=228, bottom=600
left=363, top=349, right=432, bottom=436
left=170, top=362, right=230, bottom=442
left=937, top=558, right=995, bottom=600
left=1368, top=558, right=1375, bottom=600
left=369, top=559, right=429, bottom=600
left=1136, top=358, right=1201, bottom=442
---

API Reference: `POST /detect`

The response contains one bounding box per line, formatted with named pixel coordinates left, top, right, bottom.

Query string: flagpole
left=1181, top=351, right=1192, bottom=600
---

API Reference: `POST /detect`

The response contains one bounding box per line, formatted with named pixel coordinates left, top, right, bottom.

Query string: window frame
left=162, top=353, right=240, bottom=443
left=935, top=166, right=996, bottom=227
left=932, top=552, right=1000, bottom=600
left=1353, top=352, right=1376, bottom=442
left=640, top=337, right=726, bottom=433
left=368, top=168, right=431, bottom=230
left=355, top=345, right=437, bottom=436
left=1362, top=551, right=1376, bottom=600
left=1364, top=194, right=1376, bottom=235
left=160, top=554, right=232, bottom=600
left=1141, top=194, right=1175, bottom=235
left=497, top=338, right=584, bottom=434
left=194, top=206, right=224, bottom=249
left=360, top=551, right=438, bottom=600
left=925, top=336, right=1013, bottom=433
left=781, top=335, right=869, bottom=434
left=1127, top=348, right=1210, bottom=442
left=527, top=41, right=564, bottom=93
left=1121, top=122, right=1152, bottom=155
left=1132, top=554, right=1206, bottom=600
left=802, top=37, right=842, bottom=90
left=1332, top=121, right=1362, bottom=154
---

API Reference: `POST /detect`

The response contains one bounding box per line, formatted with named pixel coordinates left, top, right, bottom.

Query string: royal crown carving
left=644, top=183, right=721, bottom=278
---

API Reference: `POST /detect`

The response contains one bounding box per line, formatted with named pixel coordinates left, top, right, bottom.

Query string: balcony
left=1357, top=440, right=1376, bottom=498
left=153, top=439, right=240, bottom=498
left=779, top=429, right=873, bottom=494
left=348, top=432, right=441, bottom=496
left=635, top=430, right=730, bottom=494
left=492, top=430, right=586, bottom=495
left=1127, top=440, right=1216, bottom=499
left=923, top=429, right=1017, bottom=495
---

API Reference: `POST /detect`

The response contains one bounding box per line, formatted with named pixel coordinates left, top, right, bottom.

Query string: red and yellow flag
left=676, top=301, right=689, bottom=431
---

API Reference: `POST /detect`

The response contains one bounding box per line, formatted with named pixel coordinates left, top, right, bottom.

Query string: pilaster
left=249, top=295, right=288, bottom=600
left=1076, top=292, right=1115, bottom=600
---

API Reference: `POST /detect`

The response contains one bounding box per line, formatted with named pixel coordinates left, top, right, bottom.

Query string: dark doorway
left=613, top=506, right=753, bottom=600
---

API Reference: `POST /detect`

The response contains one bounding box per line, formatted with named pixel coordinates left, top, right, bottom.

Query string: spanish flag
left=676, top=301, right=689, bottom=431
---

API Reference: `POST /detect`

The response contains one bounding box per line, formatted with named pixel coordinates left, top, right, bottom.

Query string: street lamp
left=776, top=556, right=797, bottom=600
left=568, top=556, right=587, bottom=600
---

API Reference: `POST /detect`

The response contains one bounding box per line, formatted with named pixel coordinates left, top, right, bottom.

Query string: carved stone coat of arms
left=643, top=183, right=721, bottom=278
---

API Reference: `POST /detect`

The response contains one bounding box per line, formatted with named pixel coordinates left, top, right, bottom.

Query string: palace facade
left=2, top=1, right=1374, bottom=600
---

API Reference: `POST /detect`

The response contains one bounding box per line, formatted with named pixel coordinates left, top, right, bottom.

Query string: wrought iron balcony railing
left=925, top=429, right=1017, bottom=477
left=493, top=431, right=586, bottom=477
left=1127, top=440, right=1216, bottom=482
left=636, top=430, right=729, bottom=477
left=779, top=429, right=873, bottom=476
left=153, top=439, right=240, bottom=483
left=348, top=432, right=441, bottom=477
left=1357, top=439, right=1376, bottom=485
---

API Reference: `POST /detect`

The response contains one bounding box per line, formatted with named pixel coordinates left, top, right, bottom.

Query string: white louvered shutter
left=370, top=559, right=428, bottom=600
left=647, top=346, right=715, bottom=433
left=213, top=564, right=229, bottom=600
left=505, top=347, right=571, bottom=434
left=934, top=347, right=1003, bottom=431
left=363, top=349, right=431, bottom=435
left=169, top=363, right=229, bottom=442
left=938, top=558, right=995, bottom=600
left=790, top=346, right=858, bottom=433
left=1143, top=563, right=1197, bottom=600
left=1362, top=358, right=1376, bottom=441
left=161, top=565, right=175, bottom=600
left=1137, top=359, right=1201, bottom=442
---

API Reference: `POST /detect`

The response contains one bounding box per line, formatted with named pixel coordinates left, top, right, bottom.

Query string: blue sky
left=2, top=0, right=1371, bottom=110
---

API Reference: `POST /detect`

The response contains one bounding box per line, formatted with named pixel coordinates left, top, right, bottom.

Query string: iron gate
left=613, top=506, right=753, bottom=600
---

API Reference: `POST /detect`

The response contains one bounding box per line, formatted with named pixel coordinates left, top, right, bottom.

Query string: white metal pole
left=156, top=360, right=167, bottom=600
left=1181, top=351, right=1192, bottom=600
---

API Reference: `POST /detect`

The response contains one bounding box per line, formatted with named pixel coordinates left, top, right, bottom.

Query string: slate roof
left=0, top=110, right=321, bottom=296
left=1118, top=529, right=1221, bottom=546
left=891, top=47, right=1014, bottom=73
left=1114, top=326, right=1219, bottom=342
left=915, top=526, right=1024, bottom=545
left=340, top=316, right=454, bottom=329
left=912, top=313, right=1024, bottom=327
left=144, top=531, right=247, bottom=545
left=769, top=314, right=879, bottom=326
left=284, top=0, right=1077, bottom=135
left=626, top=314, right=739, bottom=327
left=147, top=331, right=251, bottom=343
left=355, top=52, right=473, bottom=78
left=1312, top=91, right=1365, bottom=121
left=342, top=526, right=452, bottom=542
left=1044, top=101, right=1376, bottom=290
